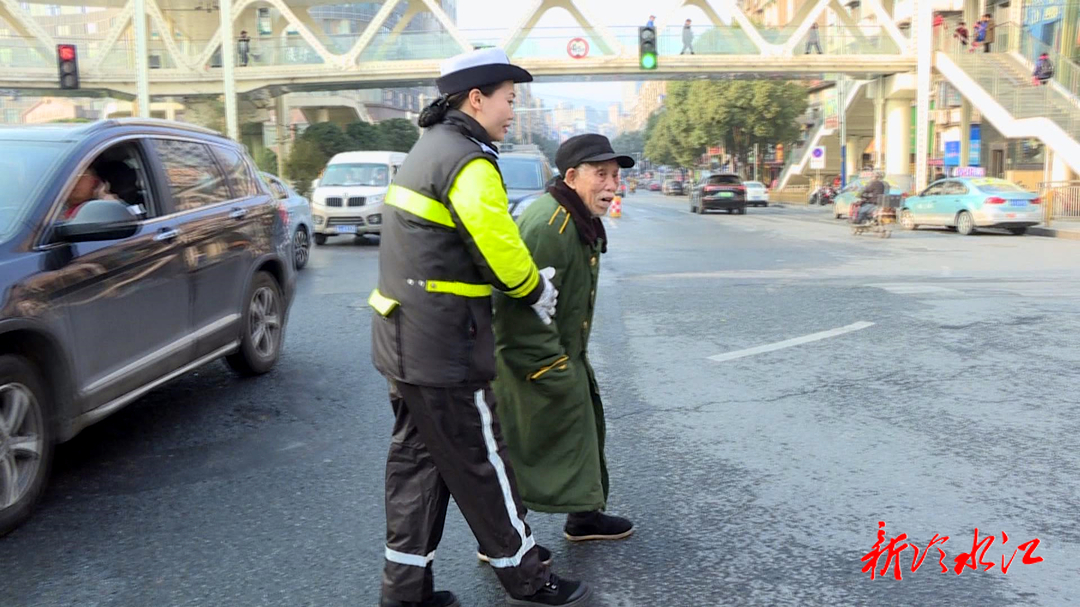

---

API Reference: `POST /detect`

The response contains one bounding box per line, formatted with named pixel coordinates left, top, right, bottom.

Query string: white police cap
left=436, top=48, right=533, bottom=96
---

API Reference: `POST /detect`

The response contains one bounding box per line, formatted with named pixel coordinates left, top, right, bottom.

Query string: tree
left=346, top=120, right=381, bottom=150
left=377, top=118, right=420, bottom=153
left=611, top=130, right=645, bottom=156
left=254, top=148, right=278, bottom=175
left=284, top=138, right=326, bottom=198
left=298, top=122, right=352, bottom=159
left=643, top=79, right=808, bottom=176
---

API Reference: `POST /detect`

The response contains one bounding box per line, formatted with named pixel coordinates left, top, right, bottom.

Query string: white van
left=311, top=150, right=406, bottom=245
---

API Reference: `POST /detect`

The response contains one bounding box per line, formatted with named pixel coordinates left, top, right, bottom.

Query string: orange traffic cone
left=609, top=196, right=622, bottom=218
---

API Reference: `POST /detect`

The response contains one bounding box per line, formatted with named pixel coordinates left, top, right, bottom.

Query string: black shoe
left=380, top=590, right=460, bottom=607
left=564, top=511, right=634, bottom=542
left=478, top=543, right=553, bottom=567
left=507, top=574, right=591, bottom=606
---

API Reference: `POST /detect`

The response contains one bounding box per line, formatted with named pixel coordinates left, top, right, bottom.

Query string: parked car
left=662, top=179, right=684, bottom=196
left=743, top=181, right=769, bottom=206
left=689, top=173, right=747, bottom=214
left=0, top=118, right=296, bottom=536
left=497, top=150, right=555, bottom=219
left=262, top=172, right=313, bottom=270
left=649, top=181, right=662, bottom=192
left=311, top=150, right=401, bottom=245
left=833, top=177, right=904, bottom=219
left=899, top=177, right=1041, bottom=235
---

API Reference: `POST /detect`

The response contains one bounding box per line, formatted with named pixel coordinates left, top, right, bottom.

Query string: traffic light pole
left=132, top=0, right=150, bottom=117
left=220, top=0, right=240, bottom=142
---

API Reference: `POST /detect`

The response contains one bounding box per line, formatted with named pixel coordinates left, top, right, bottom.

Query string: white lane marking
left=278, top=442, right=306, bottom=452
left=708, top=321, right=875, bottom=362
left=603, top=217, right=619, bottom=230
left=868, top=284, right=961, bottom=295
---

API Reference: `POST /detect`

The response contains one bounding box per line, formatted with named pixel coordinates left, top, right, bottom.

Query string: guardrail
left=1039, top=180, right=1080, bottom=224
left=769, top=185, right=811, bottom=204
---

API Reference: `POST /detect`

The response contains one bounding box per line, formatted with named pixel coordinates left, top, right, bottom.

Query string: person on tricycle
left=853, top=171, right=887, bottom=224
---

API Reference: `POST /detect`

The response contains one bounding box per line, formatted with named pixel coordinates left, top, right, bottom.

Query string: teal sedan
left=899, top=177, right=1042, bottom=235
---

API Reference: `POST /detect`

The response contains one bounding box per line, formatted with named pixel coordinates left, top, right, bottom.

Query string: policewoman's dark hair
left=418, top=82, right=504, bottom=128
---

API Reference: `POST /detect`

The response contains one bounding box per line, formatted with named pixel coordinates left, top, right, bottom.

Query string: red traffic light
left=58, top=44, right=76, bottom=62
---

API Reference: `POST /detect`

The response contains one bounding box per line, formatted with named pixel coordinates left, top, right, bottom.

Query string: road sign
left=567, top=37, right=589, bottom=59
left=810, top=146, right=826, bottom=170
left=953, top=166, right=986, bottom=177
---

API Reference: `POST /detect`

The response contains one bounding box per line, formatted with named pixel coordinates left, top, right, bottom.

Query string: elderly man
left=486, top=134, right=635, bottom=555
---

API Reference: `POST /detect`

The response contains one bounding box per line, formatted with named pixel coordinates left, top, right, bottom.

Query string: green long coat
left=491, top=193, right=608, bottom=513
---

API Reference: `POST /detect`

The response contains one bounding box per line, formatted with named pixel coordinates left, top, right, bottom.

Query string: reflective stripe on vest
left=385, top=184, right=455, bottom=228
left=368, top=288, right=400, bottom=316
left=425, top=280, right=492, bottom=298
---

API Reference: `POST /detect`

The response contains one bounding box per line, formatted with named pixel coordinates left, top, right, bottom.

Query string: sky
left=453, top=0, right=729, bottom=110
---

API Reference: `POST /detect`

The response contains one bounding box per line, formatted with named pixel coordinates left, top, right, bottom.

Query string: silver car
left=263, top=173, right=313, bottom=270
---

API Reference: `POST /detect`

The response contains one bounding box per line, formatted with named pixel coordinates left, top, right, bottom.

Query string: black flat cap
left=555, top=134, right=636, bottom=175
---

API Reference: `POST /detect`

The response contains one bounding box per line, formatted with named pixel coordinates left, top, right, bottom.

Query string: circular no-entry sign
left=567, top=37, right=589, bottom=59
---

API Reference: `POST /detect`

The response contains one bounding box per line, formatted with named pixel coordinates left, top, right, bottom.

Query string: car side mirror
left=53, top=199, right=140, bottom=243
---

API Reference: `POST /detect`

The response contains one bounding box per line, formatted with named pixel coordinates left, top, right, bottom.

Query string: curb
left=1028, top=226, right=1080, bottom=240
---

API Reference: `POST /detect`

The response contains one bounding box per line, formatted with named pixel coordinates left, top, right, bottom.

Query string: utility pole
left=838, top=75, right=847, bottom=188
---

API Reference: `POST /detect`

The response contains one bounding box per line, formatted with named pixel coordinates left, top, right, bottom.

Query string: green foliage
left=299, top=122, right=353, bottom=159
left=284, top=138, right=325, bottom=198
left=376, top=118, right=420, bottom=153
left=345, top=120, right=382, bottom=150
left=254, top=148, right=278, bottom=175
left=611, top=130, right=645, bottom=156
left=643, top=80, right=808, bottom=174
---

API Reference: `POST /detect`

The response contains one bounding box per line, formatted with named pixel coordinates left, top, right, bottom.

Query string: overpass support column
left=874, top=78, right=884, bottom=170
left=914, top=0, right=932, bottom=193
left=959, top=98, right=972, bottom=168
left=219, top=0, right=239, bottom=141
left=275, top=95, right=289, bottom=178
left=133, top=0, right=151, bottom=118
left=885, top=99, right=912, bottom=186
left=846, top=137, right=864, bottom=177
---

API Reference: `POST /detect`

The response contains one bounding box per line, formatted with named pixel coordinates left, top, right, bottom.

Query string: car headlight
left=367, top=194, right=385, bottom=205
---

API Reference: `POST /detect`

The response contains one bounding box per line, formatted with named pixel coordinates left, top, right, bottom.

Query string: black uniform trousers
left=382, top=380, right=549, bottom=602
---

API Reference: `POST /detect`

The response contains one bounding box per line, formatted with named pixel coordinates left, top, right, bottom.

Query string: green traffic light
left=641, top=53, right=657, bottom=70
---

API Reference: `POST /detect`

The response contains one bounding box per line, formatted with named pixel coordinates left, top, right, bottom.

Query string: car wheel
left=314, top=233, right=328, bottom=246
left=736, top=207, right=747, bottom=215
left=0, top=355, right=52, bottom=538
left=226, top=271, right=285, bottom=376
left=293, top=227, right=310, bottom=270
left=900, top=210, right=918, bottom=231
left=956, top=211, right=976, bottom=236
left=761, top=202, right=768, bottom=207
left=1008, top=227, right=1028, bottom=235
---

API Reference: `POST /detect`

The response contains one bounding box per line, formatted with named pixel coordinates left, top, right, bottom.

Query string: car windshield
left=320, top=163, right=389, bottom=187
left=745, top=182, right=765, bottom=187
left=498, top=157, right=544, bottom=190
left=707, top=175, right=741, bottom=185
left=0, top=140, right=68, bottom=241
left=973, top=179, right=1026, bottom=193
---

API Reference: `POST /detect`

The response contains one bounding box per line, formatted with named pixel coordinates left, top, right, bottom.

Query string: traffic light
left=638, top=26, right=657, bottom=70
left=57, top=44, right=79, bottom=90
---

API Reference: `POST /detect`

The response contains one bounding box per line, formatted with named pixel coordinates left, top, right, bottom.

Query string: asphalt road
left=4, top=192, right=1080, bottom=606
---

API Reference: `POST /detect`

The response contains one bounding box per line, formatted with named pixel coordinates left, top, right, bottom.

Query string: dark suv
left=0, top=119, right=295, bottom=536
left=690, top=173, right=747, bottom=215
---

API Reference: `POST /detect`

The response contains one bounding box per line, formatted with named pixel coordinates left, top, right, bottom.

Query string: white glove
left=531, top=267, right=558, bottom=325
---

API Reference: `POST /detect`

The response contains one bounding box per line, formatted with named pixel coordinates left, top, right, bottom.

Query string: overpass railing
left=0, top=24, right=906, bottom=77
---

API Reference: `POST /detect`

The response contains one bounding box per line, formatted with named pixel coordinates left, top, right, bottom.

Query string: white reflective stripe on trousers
left=473, top=389, right=534, bottom=568
left=385, top=547, right=436, bottom=568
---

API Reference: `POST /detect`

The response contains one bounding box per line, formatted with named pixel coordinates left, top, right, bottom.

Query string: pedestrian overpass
left=4, top=0, right=1080, bottom=189
left=1, top=0, right=916, bottom=97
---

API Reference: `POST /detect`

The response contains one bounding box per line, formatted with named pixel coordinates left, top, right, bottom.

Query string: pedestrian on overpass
left=646, top=14, right=656, bottom=28
left=370, top=47, right=590, bottom=607
left=805, top=23, right=823, bottom=54
left=1033, top=52, right=1054, bottom=85
left=489, top=134, right=636, bottom=553
left=681, top=19, right=695, bottom=54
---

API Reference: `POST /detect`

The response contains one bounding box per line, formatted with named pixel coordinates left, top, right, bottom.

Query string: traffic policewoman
left=369, top=48, right=591, bottom=607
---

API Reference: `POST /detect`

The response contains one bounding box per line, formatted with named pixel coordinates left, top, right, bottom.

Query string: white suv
left=311, top=150, right=405, bottom=245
